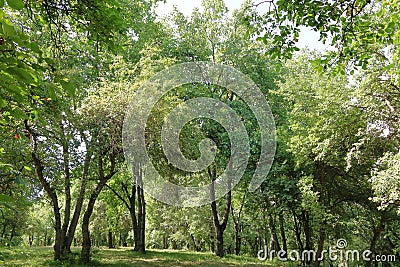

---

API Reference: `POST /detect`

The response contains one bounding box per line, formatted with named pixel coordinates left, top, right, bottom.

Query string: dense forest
left=0, top=0, right=399, bottom=266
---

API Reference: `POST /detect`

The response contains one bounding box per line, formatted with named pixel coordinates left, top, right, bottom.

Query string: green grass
left=0, top=247, right=298, bottom=267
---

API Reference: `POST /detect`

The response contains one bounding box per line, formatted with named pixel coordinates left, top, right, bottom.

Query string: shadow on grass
left=0, top=247, right=298, bottom=267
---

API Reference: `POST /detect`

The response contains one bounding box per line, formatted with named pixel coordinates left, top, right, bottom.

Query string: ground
left=0, top=247, right=298, bottom=267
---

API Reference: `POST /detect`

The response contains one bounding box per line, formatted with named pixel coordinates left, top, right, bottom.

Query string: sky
left=155, top=0, right=327, bottom=52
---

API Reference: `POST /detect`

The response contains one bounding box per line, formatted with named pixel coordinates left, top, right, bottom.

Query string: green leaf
left=59, top=80, right=76, bottom=96
left=0, top=193, right=13, bottom=203
left=11, top=107, right=27, bottom=120
left=6, top=66, right=38, bottom=86
left=28, top=42, right=41, bottom=53
left=16, top=176, right=26, bottom=186
left=23, top=165, right=32, bottom=171
left=6, top=0, right=24, bottom=10
left=0, top=0, right=4, bottom=8
left=2, top=20, right=15, bottom=37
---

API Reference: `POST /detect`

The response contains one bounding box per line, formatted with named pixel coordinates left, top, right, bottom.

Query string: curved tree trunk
left=29, top=123, right=63, bottom=261
left=365, top=214, right=386, bottom=267
left=209, top=166, right=231, bottom=258
left=80, top=179, right=108, bottom=263
left=63, top=149, right=92, bottom=253
left=107, top=165, right=146, bottom=254
left=80, top=153, right=116, bottom=264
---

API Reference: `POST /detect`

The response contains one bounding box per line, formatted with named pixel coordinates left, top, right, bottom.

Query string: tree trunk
left=209, top=220, right=215, bottom=253
left=133, top=163, right=146, bottom=253
left=215, top=226, right=224, bottom=257
left=163, top=235, right=168, bottom=249
left=268, top=214, right=281, bottom=258
left=61, top=137, right=71, bottom=257
left=108, top=162, right=146, bottom=253
left=231, top=194, right=245, bottom=256
left=80, top=153, right=116, bottom=264
left=209, top=166, right=231, bottom=258
left=315, top=227, right=325, bottom=267
left=292, top=210, right=304, bottom=253
left=134, top=185, right=146, bottom=253
left=80, top=187, right=101, bottom=263
left=80, top=179, right=107, bottom=263
left=303, top=210, right=312, bottom=251
left=53, top=204, right=62, bottom=261
left=30, top=133, right=63, bottom=261
left=279, top=213, right=287, bottom=256
left=365, top=215, right=386, bottom=267
left=108, top=231, right=114, bottom=249
left=64, top=149, right=92, bottom=253
left=233, top=223, right=241, bottom=256
left=9, top=225, right=15, bottom=242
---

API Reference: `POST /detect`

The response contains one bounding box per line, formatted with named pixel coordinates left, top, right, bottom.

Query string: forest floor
left=0, top=247, right=297, bottom=267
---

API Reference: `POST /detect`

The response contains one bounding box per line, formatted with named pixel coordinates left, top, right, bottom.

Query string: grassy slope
left=0, top=247, right=298, bottom=267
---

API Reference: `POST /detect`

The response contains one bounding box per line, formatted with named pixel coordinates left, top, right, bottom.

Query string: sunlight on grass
left=0, top=247, right=299, bottom=267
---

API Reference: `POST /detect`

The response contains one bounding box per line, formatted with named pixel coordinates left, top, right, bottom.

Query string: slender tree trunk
left=80, top=153, right=116, bottom=264
left=9, top=225, right=15, bottom=242
left=303, top=211, right=312, bottom=251
left=64, top=149, right=92, bottom=253
left=303, top=212, right=313, bottom=265
left=30, top=129, right=63, bottom=261
left=315, top=226, right=325, bottom=267
left=231, top=194, right=245, bottom=256
left=293, top=210, right=304, bottom=253
left=365, top=216, right=386, bottom=267
left=279, top=213, right=287, bottom=256
left=233, top=223, right=241, bottom=255
left=189, top=232, right=201, bottom=252
left=80, top=179, right=107, bottom=263
left=1, top=222, right=6, bottom=240
left=61, top=137, right=71, bottom=257
left=107, top=163, right=146, bottom=254
left=209, top=220, right=215, bottom=253
left=53, top=204, right=63, bottom=261
left=135, top=184, right=146, bottom=253
left=268, top=214, right=281, bottom=258
left=133, top=163, right=146, bottom=253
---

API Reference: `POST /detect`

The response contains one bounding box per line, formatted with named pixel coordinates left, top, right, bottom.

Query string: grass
left=0, top=247, right=298, bottom=267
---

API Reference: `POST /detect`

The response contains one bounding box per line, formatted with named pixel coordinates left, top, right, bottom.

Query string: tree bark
left=268, top=214, right=281, bottom=257
left=26, top=120, right=93, bottom=258
left=134, top=177, right=146, bottom=253
left=279, top=213, right=287, bottom=256
left=315, top=226, right=325, bottom=267
left=108, top=231, right=114, bottom=249
left=209, top=166, right=231, bottom=258
left=80, top=176, right=110, bottom=263
left=365, top=214, right=386, bottom=267
left=29, top=125, right=63, bottom=261
left=209, top=219, right=215, bottom=253
left=64, top=148, right=92, bottom=253
left=292, top=209, right=304, bottom=254
left=60, top=133, right=71, bottom=257
left=80, top=152, right=116, bottom=263
left=107, top=162, right=146, bottom=253
left=231, top=194, right=245, bottom=256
